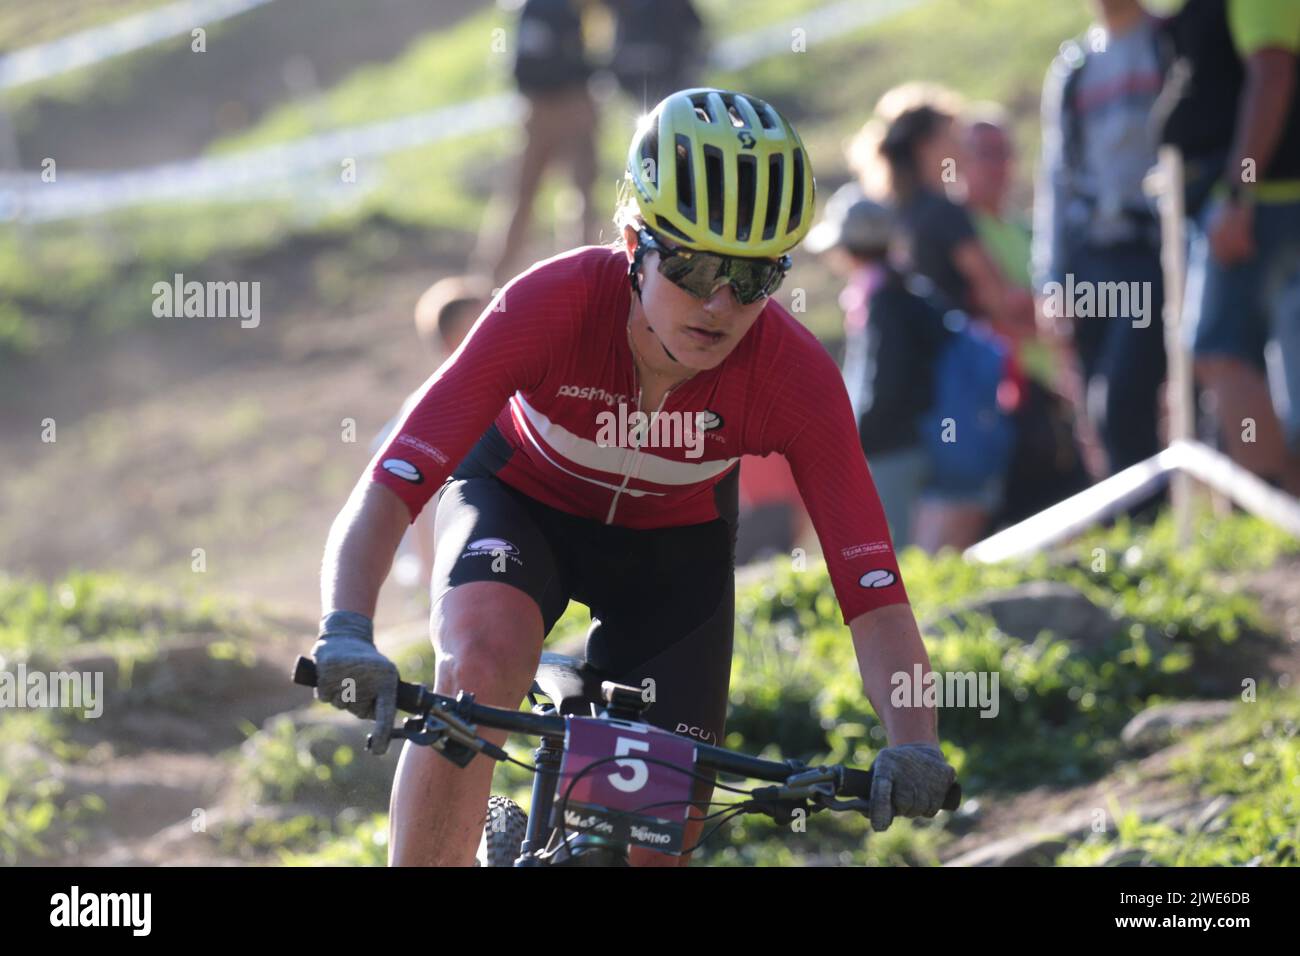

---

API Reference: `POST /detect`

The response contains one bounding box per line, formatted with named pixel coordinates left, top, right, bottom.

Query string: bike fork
left=516, top=733, right=564, bottom=866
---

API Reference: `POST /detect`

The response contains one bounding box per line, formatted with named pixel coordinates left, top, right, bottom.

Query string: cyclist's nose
left=702, top=281, right=738, bottom=314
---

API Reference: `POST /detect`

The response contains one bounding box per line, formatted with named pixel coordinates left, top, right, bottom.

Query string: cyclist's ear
left=622, top=222, right=640, bottom=262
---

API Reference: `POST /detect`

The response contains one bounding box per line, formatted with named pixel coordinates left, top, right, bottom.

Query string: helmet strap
left=627, top=245, right=682, bottom=365
left=628, top=240, right=647, bottom=299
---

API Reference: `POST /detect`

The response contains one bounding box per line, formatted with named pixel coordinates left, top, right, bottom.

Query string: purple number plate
left=551, top=717, right=698, bottom=854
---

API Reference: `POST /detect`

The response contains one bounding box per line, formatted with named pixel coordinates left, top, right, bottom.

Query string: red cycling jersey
left=369, top=245, right=907, bottom=624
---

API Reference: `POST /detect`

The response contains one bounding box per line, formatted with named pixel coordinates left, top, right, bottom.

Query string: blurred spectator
left=809, top=183, right=1004, bottom=552
left=606, top=0, right=704, bottom=107
left=373, top=276, right=491, bottom=592
left=479, top=0, right=601, bottom=288
left=849, top=85, right=1034, bottom=344
left=1032, top=0, right=1168, bottom=477
left=961, top=104, right=1032, bottom=289
left=1157, top=0, right=1300, bottom=495
left=959, top=104, right=1060, bottom=384
left=957, top=106, right=1094, bottom=527
left=413, top=274, right=487, bottom=357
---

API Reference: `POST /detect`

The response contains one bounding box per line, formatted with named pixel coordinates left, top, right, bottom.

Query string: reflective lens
left=640, top=229, right=789, bottom=305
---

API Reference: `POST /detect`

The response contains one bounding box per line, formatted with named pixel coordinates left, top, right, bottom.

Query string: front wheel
left=476, top=794, right=527, bottom=866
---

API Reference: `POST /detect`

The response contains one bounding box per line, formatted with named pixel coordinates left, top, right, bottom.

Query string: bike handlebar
left=292, top=656, right=959, bottom=810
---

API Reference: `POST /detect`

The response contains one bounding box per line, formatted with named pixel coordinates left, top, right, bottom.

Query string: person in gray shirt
left=1033, top=0, right=1170, bottom=477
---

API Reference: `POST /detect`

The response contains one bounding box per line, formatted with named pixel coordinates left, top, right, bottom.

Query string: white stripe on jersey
left=510, top=392, right=739, bottom=489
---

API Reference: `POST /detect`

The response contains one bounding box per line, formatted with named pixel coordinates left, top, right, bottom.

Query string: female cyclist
left=311, top=88, right=956, bottom=867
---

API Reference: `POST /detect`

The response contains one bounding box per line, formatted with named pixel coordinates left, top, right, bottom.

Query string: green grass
left=211, top=7, right=513, bottom=152
left=0, top=711, right=103, bottom=864
left=0, top=570, right=280, bottom=863
left=1057, top=693, right=1300, bottom=866
left=0, top=570, right=244, bottom=662
left=278, top=811, right=389, bottom=866
left=696, top=508, right=1297, bottom=862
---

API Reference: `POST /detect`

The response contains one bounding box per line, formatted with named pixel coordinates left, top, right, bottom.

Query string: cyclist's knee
left=431, top=582, right=542, bottom=702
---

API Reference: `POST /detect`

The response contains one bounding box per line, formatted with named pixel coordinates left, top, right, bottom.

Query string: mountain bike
left=292, top=652, right=961, bottom=866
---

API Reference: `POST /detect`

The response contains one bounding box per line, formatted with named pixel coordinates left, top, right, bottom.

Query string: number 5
left=609, top=737, right=650, bottom=792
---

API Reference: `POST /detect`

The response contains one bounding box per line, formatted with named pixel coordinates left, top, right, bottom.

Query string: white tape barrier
left=964, top=440, right=1300, bottom=564
left=0, top=0, right=277, bottom=91
left=0, top=0, right=923, bottom=223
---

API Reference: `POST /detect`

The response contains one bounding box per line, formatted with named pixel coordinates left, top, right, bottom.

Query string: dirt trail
left=1, top=229, right=470, bottom=623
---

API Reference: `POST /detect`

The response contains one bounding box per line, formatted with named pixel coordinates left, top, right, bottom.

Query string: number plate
left=551, top=717, right=698, bottom=854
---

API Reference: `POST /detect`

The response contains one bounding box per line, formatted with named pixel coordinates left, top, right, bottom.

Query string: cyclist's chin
left=667, top=328, right=737, bottom=368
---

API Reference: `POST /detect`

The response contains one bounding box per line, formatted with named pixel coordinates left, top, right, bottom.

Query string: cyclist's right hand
left=311, top=610, right=399, bottom=755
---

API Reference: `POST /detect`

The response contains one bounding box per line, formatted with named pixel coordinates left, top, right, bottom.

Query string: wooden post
left=1154, top=145, right=1194, bottom=547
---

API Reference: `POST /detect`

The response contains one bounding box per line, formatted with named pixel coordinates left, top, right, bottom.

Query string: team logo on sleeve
left=859, top=569, right=897, bottom=589
left=382, top=458, right=423, bottom=483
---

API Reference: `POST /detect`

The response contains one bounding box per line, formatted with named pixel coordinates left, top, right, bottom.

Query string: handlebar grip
left=292, top=655, right=426, bottom=713
left=942, top=782, right=962, bottom=811
left=841, top=767, right=963, bottom=812
left=293, top=656, right=318, bottom=688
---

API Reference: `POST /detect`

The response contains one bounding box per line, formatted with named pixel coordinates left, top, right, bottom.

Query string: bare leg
left=912, top=501, right=990, bottom=555
left=568, top=91, right=600, bottom=247
left=1197, top=356, right=1287, bottom=479
left=491, top=95, right=562, bottom=289
left=388, top=581, right=544, bottom=866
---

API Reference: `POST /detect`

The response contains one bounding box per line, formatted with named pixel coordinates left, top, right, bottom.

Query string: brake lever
left=747, top=779, right=838, bottom=823
left=811, top=794, right=873, bottom=814
left=368, top=710, right=509, bottom=767
left=377, top=716, right=446, bottom=749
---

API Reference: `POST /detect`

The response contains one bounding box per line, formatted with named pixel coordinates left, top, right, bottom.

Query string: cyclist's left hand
left=869, top=742, right=956, bottom=832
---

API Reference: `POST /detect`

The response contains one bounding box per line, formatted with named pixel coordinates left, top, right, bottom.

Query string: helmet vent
left=756, top=103, right=779, bottom=130
left=675, top=135, right=695, bottom=222
left=787, top=148, right=806, bottom=233
left=726, top=103, right=746, bottom=128
left=689, top=92, right=715, bottom=123
left=762, top=153, right=784, bottom=241
left=703, top=144, right=725, bottom=234
left=654, top=215, right=692, bottom=242
left=736, top=154, right=757, bottom=241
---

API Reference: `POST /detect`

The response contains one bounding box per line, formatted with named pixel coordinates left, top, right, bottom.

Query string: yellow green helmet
left=625, top=88, right=816, bottom=259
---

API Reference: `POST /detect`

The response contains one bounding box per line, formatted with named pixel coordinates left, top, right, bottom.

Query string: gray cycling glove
left=869, top=742, right=956, bottom=832
left=311, top=610, right=399, bottom=756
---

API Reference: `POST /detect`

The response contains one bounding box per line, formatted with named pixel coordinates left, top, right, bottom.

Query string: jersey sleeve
left=768, top=326, right=911, bottom=624
left=367, top=257, right=583, bottom=519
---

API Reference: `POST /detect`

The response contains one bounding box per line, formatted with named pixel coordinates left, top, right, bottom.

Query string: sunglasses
left=637, top=228, right=791, bottom=305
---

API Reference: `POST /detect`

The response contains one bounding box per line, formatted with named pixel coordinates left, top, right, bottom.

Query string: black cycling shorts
left=428, top=471, right=738, bottom=749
